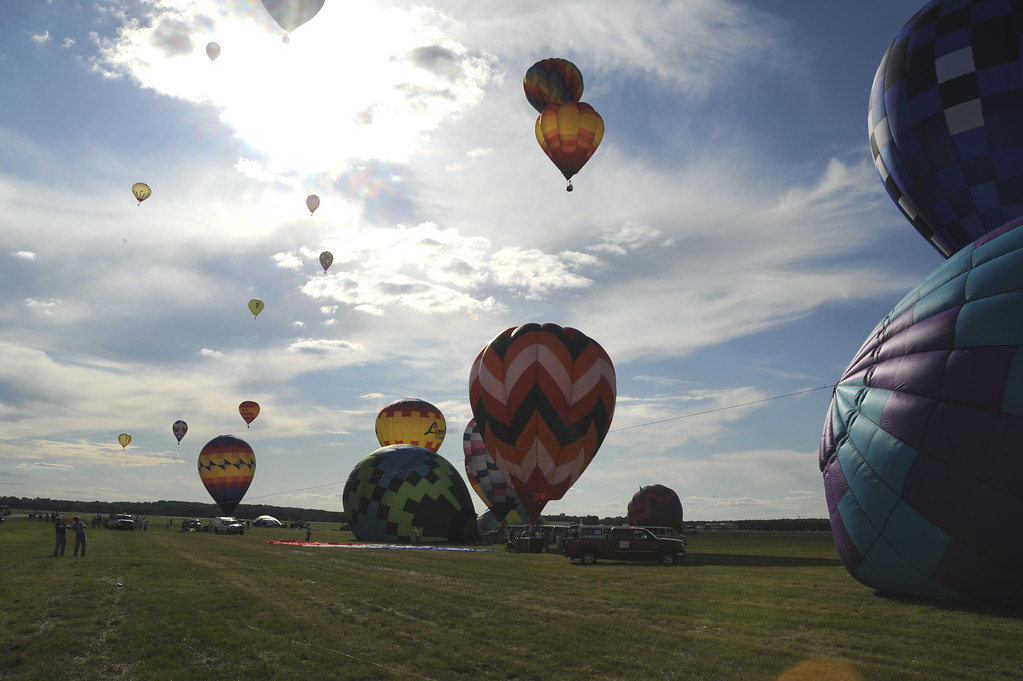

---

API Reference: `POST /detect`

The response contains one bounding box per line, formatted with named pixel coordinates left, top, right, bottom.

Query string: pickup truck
left=106, top=513, right=135, bottom=531
left=565, top=526, right=686, bottom=566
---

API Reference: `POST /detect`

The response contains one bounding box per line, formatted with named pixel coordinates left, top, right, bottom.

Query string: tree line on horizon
left=2, top=497, right=830, bottom=532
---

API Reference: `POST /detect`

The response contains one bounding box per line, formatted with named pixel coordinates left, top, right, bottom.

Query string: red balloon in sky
left=238, top=401, right=260, bottom=428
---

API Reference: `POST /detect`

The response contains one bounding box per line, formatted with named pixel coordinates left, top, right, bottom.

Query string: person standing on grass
left=53, top=515, right=69, bottom=556
left=70, top=516, right=87, bottom=557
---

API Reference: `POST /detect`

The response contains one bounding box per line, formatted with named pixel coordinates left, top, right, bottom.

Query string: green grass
left=1, top=513, right=1021, bottom=680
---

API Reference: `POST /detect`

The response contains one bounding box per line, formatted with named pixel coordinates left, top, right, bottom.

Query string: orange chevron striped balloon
left=375, top=398, right=447, bottom=452
left=468, top=323, right=616, bottom=522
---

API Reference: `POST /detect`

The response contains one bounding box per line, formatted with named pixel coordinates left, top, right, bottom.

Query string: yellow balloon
left=248, top=299, right=264, bottom=318
left=132, top=182, right=151, bottom=205
left=375, top=398, right=446, bottom=452
left=118, top=433, right=132, bottom=449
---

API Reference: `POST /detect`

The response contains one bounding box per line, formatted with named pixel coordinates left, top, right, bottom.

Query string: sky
left=0, top=0, right=943, bottom=521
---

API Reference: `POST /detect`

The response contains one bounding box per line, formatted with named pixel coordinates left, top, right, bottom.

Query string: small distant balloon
left=172, top=420, right=188, bottom=444
left=239, top=400, right=260, bottom=428
left=306, top=194, right=320, bottom=215
left=248, top=299, right=264, bottom=318
left=131, top=183, right=151, bottom=205
left=206, top=42, right=221, bottom=62
left=118, top=433, right=132, bottom=449
left=319, top=251, right=333, bottom=272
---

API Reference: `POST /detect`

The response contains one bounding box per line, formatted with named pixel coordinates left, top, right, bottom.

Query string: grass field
left=1, top=512, right=1021, bottom=681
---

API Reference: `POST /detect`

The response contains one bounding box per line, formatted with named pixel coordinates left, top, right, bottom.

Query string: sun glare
left=107, top=2, right=491, bottom=176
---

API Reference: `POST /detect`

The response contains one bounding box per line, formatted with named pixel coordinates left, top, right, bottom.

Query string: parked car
left=180, top=519, right=203, bottom=532
left=565, top=526, right=685, bottom=566
left=212, top=517, right=245, bottom=534
left=106, top=514, right=136, bottom=531
left=639, top=526, right=687, bottom=545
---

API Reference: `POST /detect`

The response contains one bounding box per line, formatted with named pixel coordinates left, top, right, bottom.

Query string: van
left=212, top=517, right=245, bottom=534
left=0, top=505, right=10, bottom=516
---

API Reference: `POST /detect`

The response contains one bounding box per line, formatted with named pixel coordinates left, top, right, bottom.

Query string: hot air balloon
left=131, top=183, right=151, bottom=205
left=869, top=0, right=1023, bottom=258
left=463, top=419, right=518, bottom=523
left=117, top=433, right=132, bottom=450
left=238, top=401, right=260, bottom=428
left=319, top=251, right=333, bottom=272
left=820, top=214, right=1023, bottom=606
left=535, top=102, right=604, bottom=191
left=374, top=398, right=446, bottom=452
left=342, top=444, right=477, bottom=543
left=206, top=41, right=221, bottom=62
left=627, top=484, right=683, bottom=531
left=198, top=435, right=256, bottom=516
left=172, top=420, right=188, bottom=444
left=478, top=504, right=544, bottom=533
left=306, top=194, right=320, bottom=215
left=469, top=323, right=616, bottom=522
left=248, top=299, right=264, bottom=318
left=260, top=0, right=324, bottom=41
left=523, top=58, right=584, bottom=113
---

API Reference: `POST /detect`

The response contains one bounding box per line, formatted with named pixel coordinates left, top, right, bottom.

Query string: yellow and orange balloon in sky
left=131, top=182, right=151, bottom=205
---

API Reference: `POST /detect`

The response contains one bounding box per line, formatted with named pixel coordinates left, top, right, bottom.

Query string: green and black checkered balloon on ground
left=343, top=444, right=478, bottom=543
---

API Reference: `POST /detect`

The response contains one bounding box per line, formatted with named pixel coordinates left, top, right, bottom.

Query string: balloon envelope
left=469, top=323, right=616, bottom=522
left=172, top=420, right=188, bottom=444
left=535, top=102, right=604, bottom=186
left=820, top=214, right=1023, bottom=606
left=343, top=444, right=477, bottom=543
left=319, top=251, right=333, bottom=272
left=117, top=433, right=131, bottom=449
left=463, top=418, right=518, bottom=523
left=260, top=0, right=324, bottom=33
left=627, top=484, right=683, bottom=531
left=248, top=299, right=264, bottom=318
left=375, top=398, right=446, bottom=452
left=198, top=435, right=256, bottom=516
left=869, top=0, right=1023, bottom=258
left=238, top=401, right=260, bottom=427
left=523, top=58, right=584, bottom=113
left=306, top=194, right=320, bottom=215
left=206, top=41, right=220, bottom=62
left=131, top=182, right=151, bottom=205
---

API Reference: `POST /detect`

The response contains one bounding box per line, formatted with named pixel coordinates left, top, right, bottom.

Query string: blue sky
left=0, top=0, right=939, bottom=521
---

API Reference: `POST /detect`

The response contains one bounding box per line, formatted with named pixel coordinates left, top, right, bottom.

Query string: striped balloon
left=463, top=418, right=519, bottom=523
left=469, top=323, right=616, bottom=522
left=535, top=101, right=604, bottom=188
left=198, top=435, right=256, bottom=517
left=523, top=58, right=584, bottom=114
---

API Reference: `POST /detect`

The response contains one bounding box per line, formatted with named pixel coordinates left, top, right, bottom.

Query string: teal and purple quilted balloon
left=820, top=215, right=1023, bottom=605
